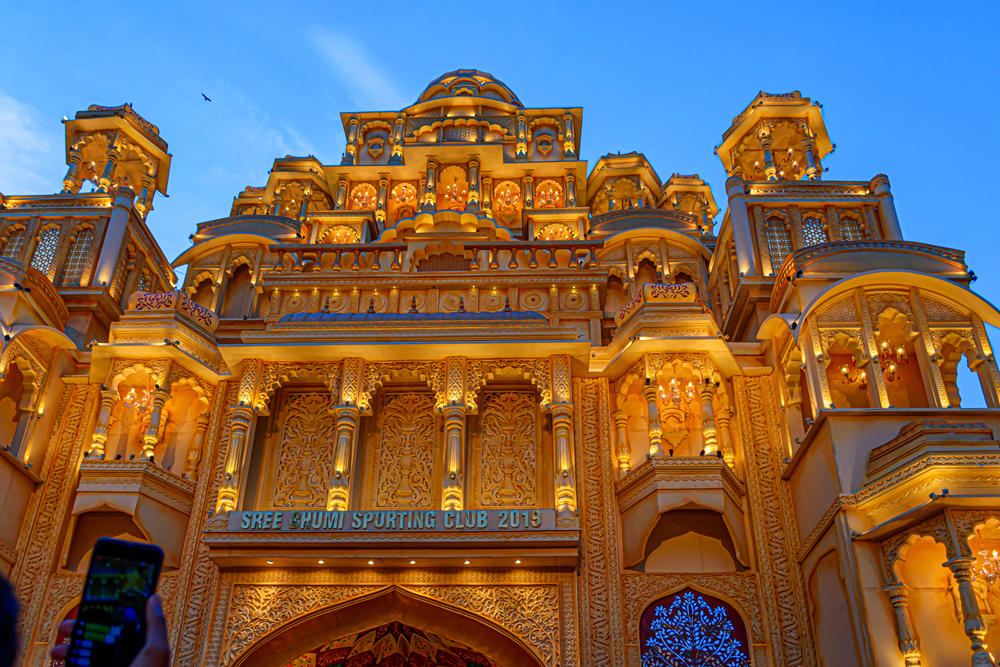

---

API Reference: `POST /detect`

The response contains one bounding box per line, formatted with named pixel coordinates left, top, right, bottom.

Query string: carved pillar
left=481, top=173, right=493, bottom=218
left=270, top=190, right=284, bottom=216
left=62, top=148, right=84, bottom=193
left=945, top=557, right=996, bottom=666
left=98, top=143, right=121, bottom=192
left=523, top=171, right=534, bottom=209
left=717, top=407, right=735, bottom=469
left=515, top=111, right=528, bottom=160
left=442, top=405, right=466, bottom=510
left=328, top=405, right=360, bottom=510
left=141, top=388, right=171, bottom=460
left=871, top=174, right=904, bottom=240
left=297, top=191, right=312, bottom=222
left=466, top=157, right=481, bottom=210
left=562, top=111, right=576, bottom=157
left=726, top=177, right=756, bottom=276
left=334, top=175, right=349, bottom=210
left=564, top=170, right=577, bottom=207
left=89, top=388, right=119, bottom=459
left=185, top=410, right=211, bottom=481
left=389, top=113, right=405, bottom=165
left=802, top=135, right=821, bottom=180
left=134, top=173, right=156, bottom=218
left=759, top=132, right=777, bottom=181
left=885, top=584, right=923, bottom=667
left=698, top=381, right=718, bottom=456
left=613, top=410, right=631, bottom=476
left=215, top=405, right=254, bottom=513
left=343, top=115, right=360, bottom=165
left=789, top=204, right=805, bottom=249
left=376, top=174, right=389, bottom=225
left=826, top=205, right=843, bottom=242
left=421, top=157, right=439, bottom=211
left=93, top=186, right=135, bottom=288
left=641, top=381, right=665, bottom=458
left=550, top=403, right=578, bottom=516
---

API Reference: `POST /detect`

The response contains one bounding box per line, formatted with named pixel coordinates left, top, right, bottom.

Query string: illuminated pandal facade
left=3, top=72, right=1000, bottom=667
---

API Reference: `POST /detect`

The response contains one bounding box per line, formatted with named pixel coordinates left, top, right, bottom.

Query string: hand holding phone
left=57, top=539, right=164, bottom=667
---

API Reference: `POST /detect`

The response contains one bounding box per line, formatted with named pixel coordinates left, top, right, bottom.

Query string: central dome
left=414, top=69, right=522, bottom=108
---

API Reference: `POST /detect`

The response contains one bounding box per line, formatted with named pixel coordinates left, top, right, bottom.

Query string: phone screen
left=66, top=542, right=162, bottom=667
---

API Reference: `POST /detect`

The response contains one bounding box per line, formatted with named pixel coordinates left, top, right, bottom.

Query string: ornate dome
left=414, top=69, right=522, bottom=108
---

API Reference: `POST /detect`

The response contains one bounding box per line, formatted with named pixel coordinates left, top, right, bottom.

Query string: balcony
left=0, top=258, right=69, bottom=331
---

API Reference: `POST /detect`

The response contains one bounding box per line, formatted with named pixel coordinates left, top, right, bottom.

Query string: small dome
left=414, top=69, right=522, bottom=108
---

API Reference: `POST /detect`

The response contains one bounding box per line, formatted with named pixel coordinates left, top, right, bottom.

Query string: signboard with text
left=226, top=508, right=557, bottom=533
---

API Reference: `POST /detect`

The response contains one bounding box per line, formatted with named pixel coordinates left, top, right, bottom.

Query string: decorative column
left=945, top=557, right=996, bottom=666
left=342, top=115, right=360, bottom=165
left=215, top=405, right=254, bottom=513
left=334, top=175, right=349, bottom=210
left=134, top=173, right=156, bottom=218
left=62, top=148, right=84, bottom=193
left=550, top=403, right=578, bottom=516
left=885, top=584, right=923, bottom=667
left=523, top=171, right=534, bottom=209
left=421, top=157, right=439, bottom=211
left=717, top=407, right=735, bottom=469
left=613, top=410, right=631, bottom=476
left=97, top=142, right=121, bottom=192
left=758, top=132, right=777, bottom=180
left=481, top=173, right=494, bottom=218
left=442, top=404, right=466, bottom=510
left=376, top=174, right=389, bottom=225
left=699, top=380, right=719, bottom=456
left=141, top=388, right=171, bottom=460
left=297, top=191, right=312, bottom=222
left=327, top=405, right=360, bottom=510
left=726, top=176, right=756, bottom=277
left=871, top=174, right=904, bottom=240
left=564, top=170, right=577, bottom=207
left=389, top=113, right=405, bottom=165
left=89, top=387, right=120, bottom=459
left=562, top=111, right=576, bottom=157
left=515, top=111, right=528, bottom=160
left=270, top=188, right=284, bottom=216
left=802, top=135, right=821, bottom=181
left=641, top=380, right=665, bottom=459
left=93, top=186, right=136, bottom=289
left=466, top=157, right=481, bottom=210
left=185, top=410, right=211, bottom=481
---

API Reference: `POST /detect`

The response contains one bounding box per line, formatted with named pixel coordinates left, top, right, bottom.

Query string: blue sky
left=1, top=1, right=998, bottom=402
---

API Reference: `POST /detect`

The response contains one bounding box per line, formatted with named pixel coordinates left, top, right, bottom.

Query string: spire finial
left=408, top=296, right=419, bottom=314
left=366, top=297, right=376, bottom=314
left=458, top=297, right=466, bottom=313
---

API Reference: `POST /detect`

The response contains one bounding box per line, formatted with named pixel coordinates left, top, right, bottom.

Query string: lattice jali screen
left=0, top=228, right=28, bottom=261
left=802, top=216, right=828, bottom=246
left=764, top=217, right=793, bottom=265
left=839, top=217, right=867, bottom=241
left=30, top=227, right=60, bottom=277
left=60, top=228, right=95, bottom=287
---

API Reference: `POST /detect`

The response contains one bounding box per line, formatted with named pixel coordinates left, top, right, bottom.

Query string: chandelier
left=351, top=189, right=374, bottom=209
left=443, top=177, right=466, bottom=206
left=975, top=548, right=1000, bottom=586
left=839, top=358, right=867, bottom=390
left=659, top=378, right=696, bottom=412
left=124, top=387, right=153, bottom=418
left=877, top=338, right=908, bottom=382
left=496, top=188, right=519, bottom=212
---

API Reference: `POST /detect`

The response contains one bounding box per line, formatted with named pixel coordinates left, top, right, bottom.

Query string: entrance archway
left=234, top=586, right=545, bottom=667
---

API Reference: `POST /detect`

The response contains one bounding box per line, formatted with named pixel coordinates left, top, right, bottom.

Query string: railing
left=269, top=240, right=603, bottom=273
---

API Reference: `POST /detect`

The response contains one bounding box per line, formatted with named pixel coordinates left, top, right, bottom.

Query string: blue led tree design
left=641, top=591, right=751, bottom=667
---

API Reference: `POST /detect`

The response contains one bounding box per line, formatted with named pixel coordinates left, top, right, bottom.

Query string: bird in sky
left=202, top=94, right=212, bottom=102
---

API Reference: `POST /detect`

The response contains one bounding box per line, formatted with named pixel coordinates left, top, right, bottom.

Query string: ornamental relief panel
left=268, top=392, right=337, bottom=509
left=476, top=391, right=539, bottom=507
left=372, top=392, right=438, bottom=508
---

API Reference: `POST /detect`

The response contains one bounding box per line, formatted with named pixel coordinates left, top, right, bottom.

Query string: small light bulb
left=266, top=560, right=274, bottom=564
left=464, top=560, right=471, bottom=565
left=409, top=560, right=416, bottom=564
left=317, top=559, right=324, bottom=564
left=515, top=559, right=521, bottom=564
left=368, top=560, right=374, bottom=565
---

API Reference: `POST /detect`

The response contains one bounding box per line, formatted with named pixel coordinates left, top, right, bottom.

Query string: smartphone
left=65, top=538, right=163, bottom=667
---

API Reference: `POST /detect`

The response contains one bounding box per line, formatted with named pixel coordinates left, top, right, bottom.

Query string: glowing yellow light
left=515, top=559, right=521, bottom=564
left=409, top=560, right=416, bottom=564
left=368, top=560, right=374, bottom=565
left=464, top=560, right=471, bottom=565
left=266, top=560, right=274, bottom=564
left=317, top=559, right=325, bottom=564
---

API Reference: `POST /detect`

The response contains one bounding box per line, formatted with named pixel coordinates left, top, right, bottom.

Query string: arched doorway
left=234, top=587, right=544, bottom=667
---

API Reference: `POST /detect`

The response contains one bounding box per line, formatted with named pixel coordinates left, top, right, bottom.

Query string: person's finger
left=132, top=594, right=170, bottom=667
left=57, top=620, right=75, bottom=635
left=49, top=621, right=76, bottom=659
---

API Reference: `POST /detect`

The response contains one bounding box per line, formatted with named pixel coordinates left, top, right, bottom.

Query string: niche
left=221, top=264, right=253, bottom=319
left=629, top=508, right=743, bottom=573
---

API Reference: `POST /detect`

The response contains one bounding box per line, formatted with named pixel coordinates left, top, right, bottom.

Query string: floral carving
left=375, top=392, right=436, bottom=508
left=478, top=392, right=537, bottom=507
left=272, top=393, right=337, bottom=508
left=640, top=591, right=752, bottom=667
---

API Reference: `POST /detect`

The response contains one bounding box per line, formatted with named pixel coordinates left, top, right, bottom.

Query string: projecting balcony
left=0, top=258, right=69, bottom=332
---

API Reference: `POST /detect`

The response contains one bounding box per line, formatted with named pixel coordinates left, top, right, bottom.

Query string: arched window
left=60, top=227, right=95, bottom=287
left=640, top=589, right=752, bottom=667
left=0, top=227, right=28, bottom=261
left=764, top=215, right=792, bottom=265
left=30, top=226, right=60, bottom=276
left=839, top=216, right=867, bottom=241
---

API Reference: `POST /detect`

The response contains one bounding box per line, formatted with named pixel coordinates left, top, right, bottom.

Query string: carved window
left=0, top=227, right=28, bottom=261
left=764, top=216, right=792, bottom=263
left=839, top=216, right=867, bottom=241
left=30, top=226, right=60, bottom=276
left=802, top=215, right=827, bottom=246
left=640, top=589, right=752, bottom=667
left=60, top=228, right=95, bottom=287
left=372, top=392, right=437, bottom=508
left=269, top=392, right=337, bottom=509
left=476, top=391, right=538, bottom=507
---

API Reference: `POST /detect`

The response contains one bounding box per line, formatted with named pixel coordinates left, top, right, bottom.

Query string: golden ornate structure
left=2, top=75, right=999, bottom=666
